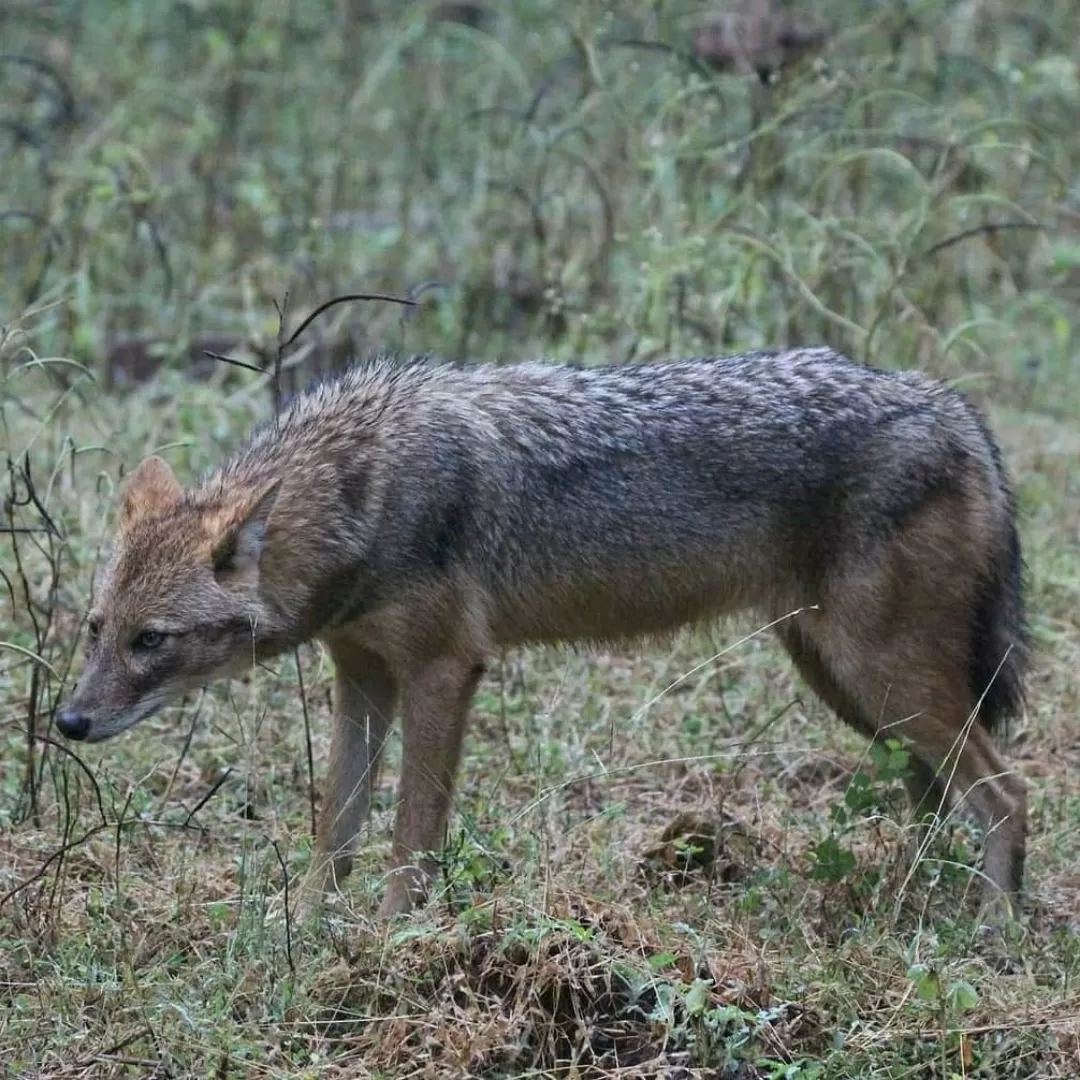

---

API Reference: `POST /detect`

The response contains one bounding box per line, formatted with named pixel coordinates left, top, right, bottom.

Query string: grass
left=2, top=0, right=1080, bottom=1075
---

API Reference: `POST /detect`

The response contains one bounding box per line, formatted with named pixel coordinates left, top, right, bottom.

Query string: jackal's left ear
left=120, top=456, right=183, bottom=525
left=210, top=480, right=282, bottom=577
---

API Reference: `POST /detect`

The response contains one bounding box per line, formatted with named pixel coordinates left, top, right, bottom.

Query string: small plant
left=647, top=975, right=824, bottom=1076
left=810, top=738, right=912, bottom=890
left=907, top=961, right=981, bottom=1076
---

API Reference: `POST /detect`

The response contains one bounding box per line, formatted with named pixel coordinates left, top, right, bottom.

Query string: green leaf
left=684, top=978, right=710, bottom=1017
left=907, top=963, right=941, bottom=1003
left=946, top=980, right=979, bottom=1013
left=811, top=837, right=856, bottom=884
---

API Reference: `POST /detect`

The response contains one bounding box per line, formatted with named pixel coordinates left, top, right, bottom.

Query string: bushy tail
left=970, top=500, right=1029, bottom=735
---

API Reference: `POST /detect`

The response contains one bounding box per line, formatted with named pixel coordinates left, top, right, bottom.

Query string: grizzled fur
left=59, top=347, right=1030, bottom=918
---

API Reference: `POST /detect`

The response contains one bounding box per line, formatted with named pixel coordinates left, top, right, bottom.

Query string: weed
left=2, top=1, right=1079, bottom=1076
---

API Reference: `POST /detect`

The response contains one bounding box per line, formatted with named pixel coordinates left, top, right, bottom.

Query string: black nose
left=56, top=708, right=91, bottom=741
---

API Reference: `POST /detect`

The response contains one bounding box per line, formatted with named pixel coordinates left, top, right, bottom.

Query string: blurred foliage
left=1, top=0, right=1077, bottom=411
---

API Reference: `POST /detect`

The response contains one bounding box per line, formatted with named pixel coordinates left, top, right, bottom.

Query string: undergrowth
left=2, top=1, right=1079, bottom=1076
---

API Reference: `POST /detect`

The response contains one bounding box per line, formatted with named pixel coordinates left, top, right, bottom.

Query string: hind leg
left=778, top=624, right=953, bottom=837
left=779, top=622, right=950, bottom=798
left=853, top=639, right=1023, bottom=910
left=779, top=500, right=1027, bottom=912
left=784, top=613, right=1025, bottom=908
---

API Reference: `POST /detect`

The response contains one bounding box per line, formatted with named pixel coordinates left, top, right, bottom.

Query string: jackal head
left=57, top=456, right=280, bottom=743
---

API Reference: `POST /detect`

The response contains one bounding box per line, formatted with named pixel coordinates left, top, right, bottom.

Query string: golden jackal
left=59, top=348, right=1029, bottom=918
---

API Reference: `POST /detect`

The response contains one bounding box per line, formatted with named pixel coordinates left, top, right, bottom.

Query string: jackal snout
left=56, top=706, right=91, bottom=740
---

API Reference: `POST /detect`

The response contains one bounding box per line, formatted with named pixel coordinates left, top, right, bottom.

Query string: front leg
left=300, top=641, right=397, bottom=909
left=378, top=655, right=485, bottom=918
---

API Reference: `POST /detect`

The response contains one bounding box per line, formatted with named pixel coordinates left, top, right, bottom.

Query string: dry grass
left=3, top=0, right=1080, bottom=1076
left=2, top=378, right=1077, bottom=1076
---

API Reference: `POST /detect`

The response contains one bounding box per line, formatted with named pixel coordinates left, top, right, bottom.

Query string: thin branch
left=20, top=452, right=63, bottom=539
left=282, top=291, right=416, bottom=353
left=487, top=180, right=547, bottom=252
left=0, top=812, right=203, bottom=910
left=922, top=221, right=1044, bottom=259
left=0, top=53, right=77, bottom=127
left=158, top=693, right=205, bottom=813
left=269, top=838, right=295, bottom=976
left=28, top=734, right=108, bottom=825
left=294, top=648, right=317, bottom=839
left=202, top=349, right=264, bottom=375
left=272, top=292, right=290, bottom=415
left=405, top=278, right=450, bottom=308
left=597, top=35, right=718, bottom=83
left=4, top=823, right=112, bottom=910
left=181, top=767, right=234, bottom=828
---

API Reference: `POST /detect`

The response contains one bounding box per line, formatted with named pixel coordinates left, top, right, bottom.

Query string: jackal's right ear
left=120, top=456, right=183, bottom=525
left=209, top=480, right=281, bottom=578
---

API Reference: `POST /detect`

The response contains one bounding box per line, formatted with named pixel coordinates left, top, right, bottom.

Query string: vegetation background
left=1, top=0, right=1079, bottom=1076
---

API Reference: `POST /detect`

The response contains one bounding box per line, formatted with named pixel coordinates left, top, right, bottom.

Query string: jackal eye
left=132, top=630, right=166, bottom=651
left=86, top=616, right=101, bottom=643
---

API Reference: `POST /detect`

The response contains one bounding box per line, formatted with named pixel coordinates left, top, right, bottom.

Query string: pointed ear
left=209, top=480, right=281, bottom=577
left=120, top=456, right=183, bottom=525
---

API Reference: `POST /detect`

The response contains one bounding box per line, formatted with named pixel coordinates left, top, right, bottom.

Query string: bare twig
left=181, top=767, right=234, bottom=828
left=202, top=349, right=264, bottom=375
left=3, top=454, right=64, bottom=825
left=114, top=786, right=136, bottom=903
left=922, top=221, right=1044, bottom=259
left=158, top=693, right=206, bottom=812
left=272, top=291, right=290, bottom=414
left=96, top=1028, right=155, bottom=1059
left=1, top=821, right=112, bottom=908
left=597, top=35, right=718, bottom=83
left=27, top=734, right=108, bottom=829
left=405, top=278, right=450, bottom=312
left=487, top=180, right=547, bottom=252
left=19, top=452, right=63, bottom=539
left=281, top=291, right=416, bottom=353
left=269, top=838, right=295, bottom=976
left=0, top=53, right=77, bottom=126
left=294, top=648, right=318, bottom=839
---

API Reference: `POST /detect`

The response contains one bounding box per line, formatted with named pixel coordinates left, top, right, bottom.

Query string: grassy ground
left=2, top=1, right=1080, bottom=1076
